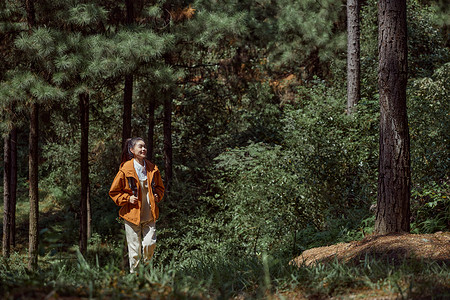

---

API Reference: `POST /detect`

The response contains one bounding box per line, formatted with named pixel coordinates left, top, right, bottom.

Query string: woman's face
left=130, top=140, right=147, bottom=160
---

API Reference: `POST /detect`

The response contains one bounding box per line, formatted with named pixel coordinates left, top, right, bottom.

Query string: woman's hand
left=129, top=195, right=138, bottom=204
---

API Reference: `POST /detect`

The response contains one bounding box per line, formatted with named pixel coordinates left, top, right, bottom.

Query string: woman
left=109, top=137, right=165, bottom=273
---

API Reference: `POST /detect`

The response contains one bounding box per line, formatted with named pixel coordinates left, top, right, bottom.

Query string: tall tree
left=163, top=89, right=173, bottom=193
left=375, top=0, right=410, bottom=234
left=347, top=0, right=360, bottom=114
left=2, top=127, right=18, bottom=253
left=121, top=0, right=134, bottom=145
left=25, top=0, right=40, bottom=270
left=10, top=127, right=17, bottom=247
left=79, top=92, right=90, bottom=255
left=147, top=93, right=156, bottom=162
left=122, top=74, right=133, bottom=144
left=3, top=133, right=11, bottom=258
left=28, top=102, right=39, bottom=269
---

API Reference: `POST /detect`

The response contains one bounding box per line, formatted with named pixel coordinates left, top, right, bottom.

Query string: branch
left=173, top=63, right=221, bottom=69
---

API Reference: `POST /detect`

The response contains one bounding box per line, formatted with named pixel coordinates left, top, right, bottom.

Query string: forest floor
left=284, top=232, right=450, bottom=299
left=293, top=231, right=450, bottom=267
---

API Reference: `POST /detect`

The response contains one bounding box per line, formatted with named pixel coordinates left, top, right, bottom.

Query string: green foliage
left=360, top=0, right=450, bottom=97
left=67, top=3, right=108, bottom=27
left=201, top=80, right=380, bottom=257
left=186, top=9, right=247, bottom=47
left=0, top=70, right=65, bottom=105
left=408, top=63, right=450, bottom=181
left=282, top=81, right=378, bottom=211
left=1, top=247, right=448, bottom=299
left=411, top=181, right=450, bottom=233
left=1, top=0, right=449, bottom=297
left=360, top=0, right=379, bottom=100
left=273, top=0, right=346, bottom=68
left=408, top=0, right=450, bottom=77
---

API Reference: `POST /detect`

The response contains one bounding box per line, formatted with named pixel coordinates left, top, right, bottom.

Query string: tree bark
left=122, top=0, right=134, bottom=146
left=122, top=74, right=133, bottom=146
left=28, top=103, right=39, bottom=270
left=347, top=0, right=360, bottom=114
left=3, top=133, right=11, bottom=258
left=375, top=0, right=410, bottom=234
left=147, top=94, right=156, bottom=162
left=25, top=0, right=36, bottom=27
left=79, top=92, right=90, bottom=255
left=163, top=91, right=173, bottom=193
left=10, top=127, right=17, bottom=247
left=87, top=185, right=91, bottom=240
left=125, top=0, right=134, bottom=24
left=26, top=0, right=38, bottom=270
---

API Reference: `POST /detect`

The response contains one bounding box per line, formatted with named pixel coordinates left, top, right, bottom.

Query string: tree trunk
left=3, top=133, right=11, bottom=258
left=10, top=127, right=17, bottom=247
left=122, top=0, right=134, bottom=146
left=25, top=0, right=38, bottom=270
left=163, top=91, right=173, bottom=193
left=122, top=74, right=133, bottom=146
left=87, top=185, right=92, bottom=240
left=375, top=0, right=410, bottom=234
left=121, top=0, right=134, bottom=258
left=147, top=94, right=156, bottom=162
left=79, top=92, right=90, bottom=255
left=25, top=0, right=36, bottom=27
left=347, top=0, right=360, bottom=114
left=29, top=103, right=39, bottom=270
left=125, top=0, right=134, bottom=24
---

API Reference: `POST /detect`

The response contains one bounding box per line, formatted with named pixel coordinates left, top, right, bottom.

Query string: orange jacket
left=109, top=159, right=165, bottom=226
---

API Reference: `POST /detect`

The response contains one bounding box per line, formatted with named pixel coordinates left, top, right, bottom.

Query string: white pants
left=124, top=220, right=157, bottom=273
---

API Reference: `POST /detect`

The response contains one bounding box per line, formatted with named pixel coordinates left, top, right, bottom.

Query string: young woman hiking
left=109, top=137, right=165, bottom=273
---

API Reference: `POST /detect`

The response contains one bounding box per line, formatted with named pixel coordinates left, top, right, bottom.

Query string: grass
left=1, top=240, right=449, bottom=299
left=1, top=182, right=449, bottom=299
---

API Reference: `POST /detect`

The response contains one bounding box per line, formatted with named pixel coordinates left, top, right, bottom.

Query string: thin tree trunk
left=79, top=92, right=90, bottom=255
left=122, top=75, right=133, bottom=146
left=347, top=0, right=360, bottom=114
left=125, top=0, right=134, bottom=24
left=122, top=0, right=134, bottom=146
left=163, top=91, right=173, bottom=192
left=87, top=185, right=91, bottom=240
left=3, top=133, right=11, bottom=258
left=10, top=127, right=17, bottom=247
left=25, top=0, right=36, bottom=27
left=375, top=0, right=410, bottom=234
left=26, top=0, right=38, bottom=270
left=147, top=95, right=156, bottom=161
left=29, top=103, right=39, bottom=270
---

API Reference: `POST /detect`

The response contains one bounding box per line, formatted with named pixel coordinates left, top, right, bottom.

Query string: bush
left=205, top=79, right=380, bottom=257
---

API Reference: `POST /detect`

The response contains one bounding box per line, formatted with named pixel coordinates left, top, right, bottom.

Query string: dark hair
left=121, top=137, right=144, bottom=163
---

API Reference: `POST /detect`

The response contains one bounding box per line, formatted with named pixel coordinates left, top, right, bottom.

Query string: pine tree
left=9, top=127, right=18, bottom=248
left=347, top=0, right=360, bottom=114
left=25, top=0, right=40, bottom=271
left=163, top=87, right=173, bottom=192
left=375, top=0, right=410, bottom=234
left=121, top=0, right=135, bottom=146
left=146, top=86, right=157, bottom=162
left=3, top=132, right=11, bottom=258
left=28, top=102, right=39, bottom=269
left=79, top=92, right=90, bottom=255
left=1, top=0, right=32, bottom=258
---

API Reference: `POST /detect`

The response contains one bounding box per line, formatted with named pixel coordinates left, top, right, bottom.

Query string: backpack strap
left=151, top=173, right=156, bottom=195
left=127, top=177, right=137, bottom=196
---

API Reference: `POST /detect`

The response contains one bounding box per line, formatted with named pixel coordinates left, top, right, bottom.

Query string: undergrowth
left=1, top=242, right=449, bottom=299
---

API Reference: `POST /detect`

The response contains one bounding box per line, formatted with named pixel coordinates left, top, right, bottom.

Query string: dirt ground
left=280, top=232, right=450, bottom=299
left=292, top=231, right=450, bottom=267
